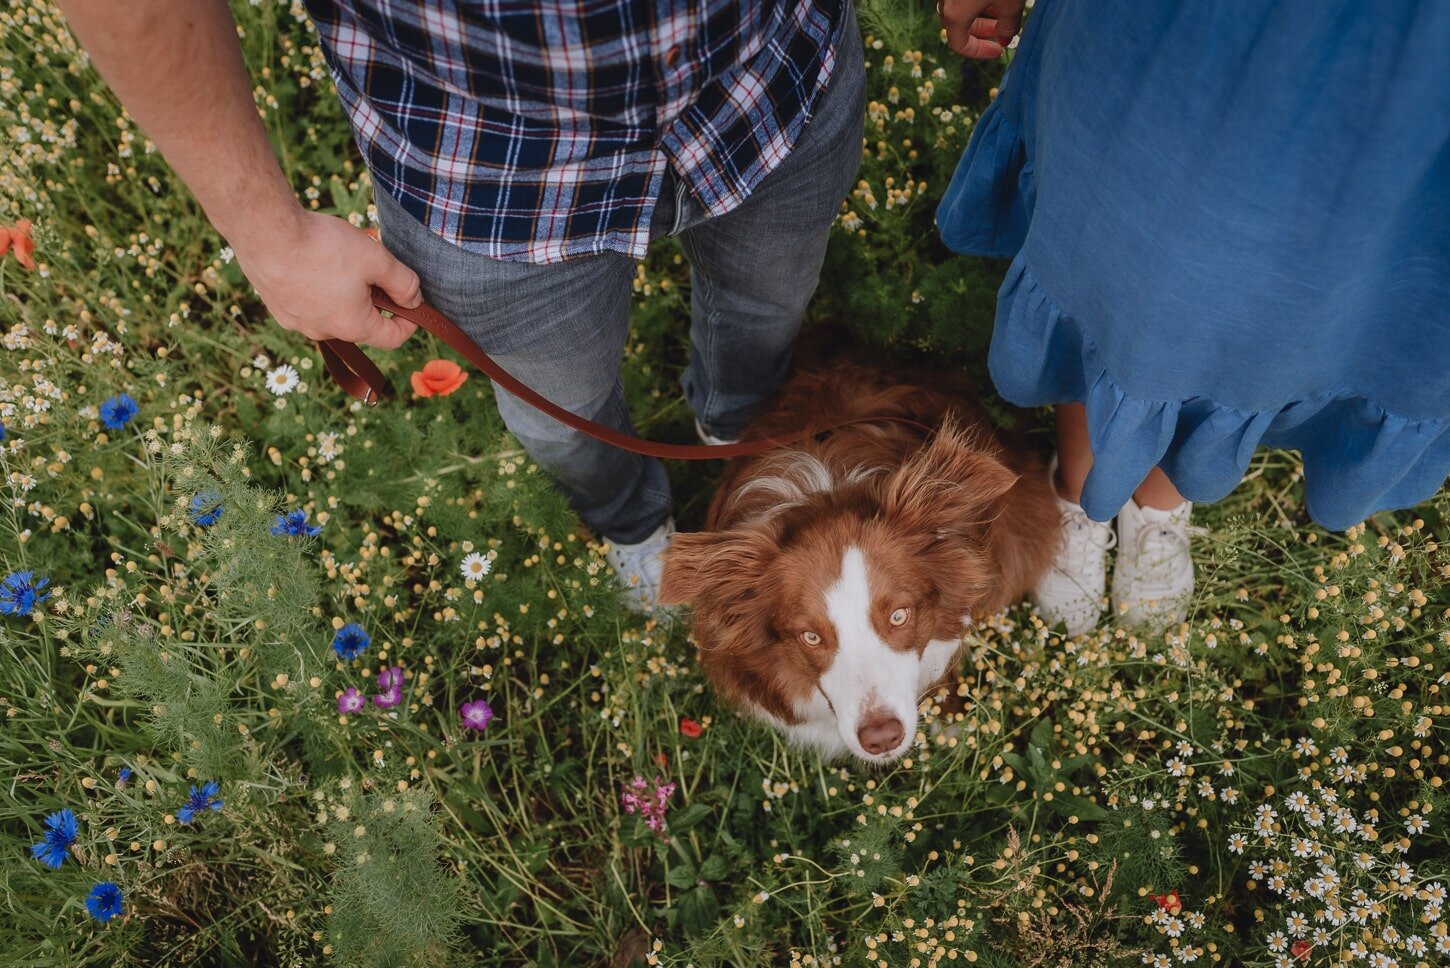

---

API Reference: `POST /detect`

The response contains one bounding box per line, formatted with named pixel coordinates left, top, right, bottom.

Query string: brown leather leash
left=317, top=287, right=933, bottom=460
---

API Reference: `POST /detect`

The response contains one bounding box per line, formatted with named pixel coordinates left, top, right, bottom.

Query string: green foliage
left=326, top=788, right=463, bottom=967
left=2, top=2, right=1449, bottom=967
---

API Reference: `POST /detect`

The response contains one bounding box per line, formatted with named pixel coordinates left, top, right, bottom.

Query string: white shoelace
left=1059, top=504, right=1118, bottom=561
left=1129, top=519, right=1203, bottom=600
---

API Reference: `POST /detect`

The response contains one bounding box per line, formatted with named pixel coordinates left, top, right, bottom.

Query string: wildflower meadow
left=3, top=2, right=1449, bottom=966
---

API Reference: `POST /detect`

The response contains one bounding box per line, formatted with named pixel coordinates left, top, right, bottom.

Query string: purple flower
left=620, top=775, right=677, bottom=836
left=337, top=687, right=365, bottom=714
left=460, top=699, right=494, bottom=731
left=373, top=666, right=404, bottom=709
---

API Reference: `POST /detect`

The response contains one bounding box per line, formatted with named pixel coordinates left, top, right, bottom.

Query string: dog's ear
left=879, top=419, right=1018, bottom=543
left=659, top=527, right=776, bottom=606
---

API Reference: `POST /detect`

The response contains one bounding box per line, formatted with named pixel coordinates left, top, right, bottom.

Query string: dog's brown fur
left=660, top=357, right=1059, bottom=727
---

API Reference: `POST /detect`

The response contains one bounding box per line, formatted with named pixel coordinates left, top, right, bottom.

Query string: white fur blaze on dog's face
left=802, top=546, right=958, bottom=763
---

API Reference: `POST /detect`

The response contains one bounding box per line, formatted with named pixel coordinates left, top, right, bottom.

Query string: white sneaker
left=1112, top=499, right=1195, bottom=629
left=604, top=517, right=675, bottom=614
left=1033, top=493, right=1117, bottom=636
left=694, top=417, right=739, bottom=446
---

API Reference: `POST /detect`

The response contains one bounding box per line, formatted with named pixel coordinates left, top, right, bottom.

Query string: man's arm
left=57, top=0, right=420, bottom=348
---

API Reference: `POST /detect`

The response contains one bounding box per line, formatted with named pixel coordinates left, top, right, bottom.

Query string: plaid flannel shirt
left=302, top=0, right=847, bottom=263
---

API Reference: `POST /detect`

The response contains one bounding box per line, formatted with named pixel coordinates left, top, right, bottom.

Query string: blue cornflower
left=98, top=393, right=138, bottom=431
left=271, top=509, right=321, bottom=538
left=116, top=767, right=133, bottom=788
left=86, top=881, right=124, bottom=922
left=0, top=419, right=6, bottom=442
left=30, top=808, right=78, bottom=869
left=176, top=781, right=224, bottom=824
left=331, top=623, right=370, bottom=660
left=188, top=490, right=224, bottom=527
left=0, top=570, right=51, bottom=617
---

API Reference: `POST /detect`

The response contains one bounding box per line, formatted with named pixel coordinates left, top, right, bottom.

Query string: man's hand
left=236, top=210, right=420, bottom=349
left=56, top=1, right=420, bottom=350
left=938, top=0, right=1026, bottom=59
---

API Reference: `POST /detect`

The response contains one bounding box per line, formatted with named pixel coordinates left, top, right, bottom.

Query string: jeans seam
left=690, top=242, right=724, bottom=433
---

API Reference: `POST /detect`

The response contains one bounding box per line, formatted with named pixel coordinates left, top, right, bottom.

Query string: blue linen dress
left=936, top=0, right=1450, bottom=530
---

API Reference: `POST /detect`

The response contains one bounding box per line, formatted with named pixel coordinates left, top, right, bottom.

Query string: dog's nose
left=857, top=716, right=905, bottom=755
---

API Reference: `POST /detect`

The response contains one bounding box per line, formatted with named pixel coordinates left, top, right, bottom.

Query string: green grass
left=2, top=2, right=1448, bottom=966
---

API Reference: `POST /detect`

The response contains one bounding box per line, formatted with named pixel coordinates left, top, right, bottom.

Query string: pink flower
left=337, top=688, right=365, bottom=714
left=373, top=666, right=405, bottom=708
left=620, top=775, right=676, bottom=838
left=460, top=699, right=494, bottom=731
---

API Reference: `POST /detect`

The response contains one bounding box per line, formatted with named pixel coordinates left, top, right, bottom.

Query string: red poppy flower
left=1290, top=940, right=1311, bottom=961
left=679, top=717, right=702, bottom=739
left=1151, top=890, right=1182, bottom=915
left=0, top=219, right=35, bottom=270
left=653, top=752, right=669, bottom=770
left=410, top=359, right=467, bottom=397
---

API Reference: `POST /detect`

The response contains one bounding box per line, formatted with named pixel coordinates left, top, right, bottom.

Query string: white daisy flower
left=265, top=364, right=300, bottom=395
left=253, top=353, right=271, bottom=369
left=317, top=431, right=342, bottom=463
left=460, top=552, right=492, bottom=581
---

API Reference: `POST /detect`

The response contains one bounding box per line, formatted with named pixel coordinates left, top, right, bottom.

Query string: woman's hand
left=937, top=0, right=1026, bottom=59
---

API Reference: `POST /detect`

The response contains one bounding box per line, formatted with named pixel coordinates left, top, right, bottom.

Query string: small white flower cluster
left=1223, top=769, right=1447, bottom=965
left=1142, top=899, right=1209, bottom=964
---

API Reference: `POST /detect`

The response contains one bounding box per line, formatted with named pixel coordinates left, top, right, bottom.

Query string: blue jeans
left=375, top=20, right=864, bottom=543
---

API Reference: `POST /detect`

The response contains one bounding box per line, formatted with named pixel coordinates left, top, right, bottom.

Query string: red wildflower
left=653, top=752, right=669, bottom=770
left=410, top=359, right=467, bottom=397
left=1151, top=890, right=1182, bottom=915
left=679, top=717, right=702, bottom=738
left=0, top=219, right=35, bottom=270
left=1290, top=940, right=1311, bottom=961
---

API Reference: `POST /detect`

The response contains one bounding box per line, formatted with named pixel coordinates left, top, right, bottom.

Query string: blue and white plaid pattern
left=303, top=1, right=846, bottom=263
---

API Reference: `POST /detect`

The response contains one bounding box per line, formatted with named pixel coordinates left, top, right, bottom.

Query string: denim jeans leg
left=675, top=12, right=867, bottom=439
left=372, top=189, right=674, bottom=544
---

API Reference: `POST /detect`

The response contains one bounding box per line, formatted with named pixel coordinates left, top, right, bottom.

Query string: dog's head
left=660, top=423, right=1022, bottom=764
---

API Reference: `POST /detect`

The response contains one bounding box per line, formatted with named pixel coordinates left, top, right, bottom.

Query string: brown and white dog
left=659, top=358, right=1058, bottom=764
